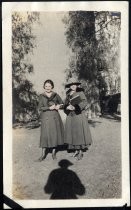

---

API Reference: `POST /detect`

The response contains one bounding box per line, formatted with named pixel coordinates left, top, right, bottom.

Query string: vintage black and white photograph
left=2, top=1, right=129, bottom=208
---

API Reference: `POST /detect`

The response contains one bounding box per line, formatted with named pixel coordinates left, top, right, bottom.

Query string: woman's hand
left=66, top=104, right=75, bottom=110
left=49, top=104, right=56, bottom=110
left=55, top=104, right=61, bottom=110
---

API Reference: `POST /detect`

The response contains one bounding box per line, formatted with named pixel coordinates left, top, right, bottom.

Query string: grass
left=13, top=116, right=121, bottom=200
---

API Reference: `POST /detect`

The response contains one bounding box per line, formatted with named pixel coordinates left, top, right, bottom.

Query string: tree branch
left=95, top=19, right=113, bottom=35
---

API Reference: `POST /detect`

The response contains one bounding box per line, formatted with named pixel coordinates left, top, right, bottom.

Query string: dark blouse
left=38, top=92, right=63, bottom=112
left=64, top=91, right=88, bottom=115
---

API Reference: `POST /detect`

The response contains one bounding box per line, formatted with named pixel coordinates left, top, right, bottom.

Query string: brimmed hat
left=65, top=78, right=81, bottom=88
left=58, top=159, right=73, bottom=168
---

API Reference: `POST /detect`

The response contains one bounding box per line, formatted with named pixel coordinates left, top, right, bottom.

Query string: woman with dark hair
left=64, top=78, right=92, bottom=160
left=38, top=79, right=64, bottom=161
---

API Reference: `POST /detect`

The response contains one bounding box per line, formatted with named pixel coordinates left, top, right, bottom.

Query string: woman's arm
left=38, top=95, right=50, bottom=112
left=56, top=94, right=63, bottom=104
left=56, top=94, right=64, bottom=109
left=77, top=92, right=88, bottom=110
left=63, top=97, right=71, bottom=115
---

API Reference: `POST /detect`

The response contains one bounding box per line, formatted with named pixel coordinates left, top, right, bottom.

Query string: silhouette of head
left=58, top=159, right=73, bottom=168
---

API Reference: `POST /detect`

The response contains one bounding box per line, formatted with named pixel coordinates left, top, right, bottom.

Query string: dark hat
left=65, top=78, right=81, bottom=88
left=58, top=159, right=73, bottom=168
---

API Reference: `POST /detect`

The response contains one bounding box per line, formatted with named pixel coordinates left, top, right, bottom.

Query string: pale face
left=70, top=84, right=77, bottom=91
left=44, top=83, right=53, bottom=93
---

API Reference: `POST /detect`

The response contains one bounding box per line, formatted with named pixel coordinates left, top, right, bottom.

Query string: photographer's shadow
left=44, top=159, right=85, bottom=199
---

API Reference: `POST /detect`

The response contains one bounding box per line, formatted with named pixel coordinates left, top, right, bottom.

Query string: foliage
left=95, top=12, right=121, bottom=94
left=12, top=12, right=40, bottom=123
left=63, top=11, right=121, bottom=109
left=63, top=11, right=98, bottom=82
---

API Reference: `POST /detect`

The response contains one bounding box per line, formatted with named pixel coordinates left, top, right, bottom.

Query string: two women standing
left=38, top=79, right=92, bottom=161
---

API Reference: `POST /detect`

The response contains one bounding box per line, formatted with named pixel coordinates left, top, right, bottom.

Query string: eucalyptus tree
left=12, top=12, right=39, bottom=123
left=63, top=11, right=121, bottom=107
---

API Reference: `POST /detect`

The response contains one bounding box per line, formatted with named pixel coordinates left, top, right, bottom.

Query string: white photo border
left=2, top=1, right=130, bottom=208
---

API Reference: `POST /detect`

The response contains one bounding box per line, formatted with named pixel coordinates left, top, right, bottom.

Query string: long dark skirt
left=40, top=110, right=64, bottom=148
left=64, top=112, right=92, bottom=150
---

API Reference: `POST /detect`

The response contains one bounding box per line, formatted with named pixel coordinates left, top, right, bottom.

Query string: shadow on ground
left=101, top=114, right=121, bottom=122
left=13, top=121, right=41, bottom=130
left=44, top=159, right=85, bottom=199
left=13, top=113, right=120, bottom=130
left=88, top=119, right=102, bottom=128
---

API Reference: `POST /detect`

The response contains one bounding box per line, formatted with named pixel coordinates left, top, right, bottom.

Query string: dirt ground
left=13, top=114, right=121, bottom=200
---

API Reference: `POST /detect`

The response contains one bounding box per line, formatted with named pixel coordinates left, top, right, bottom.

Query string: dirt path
left=13, top=116, right=121, bottom=200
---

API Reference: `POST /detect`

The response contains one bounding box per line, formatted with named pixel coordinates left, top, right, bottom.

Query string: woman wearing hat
left=64, top=78, right=92, bottom=160
left=38, top=79, right=64, bottom=161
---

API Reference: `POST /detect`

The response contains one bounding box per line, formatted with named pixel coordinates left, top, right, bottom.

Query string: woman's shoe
left=38, top=153, right=46, bottom=161
left=52, top=149, right=57, bottom=160
left=52, top=153, right=57, bottom=160
left=76, top=153, right=83, bottom=160
left=72, top=150, right=79, bottom=158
